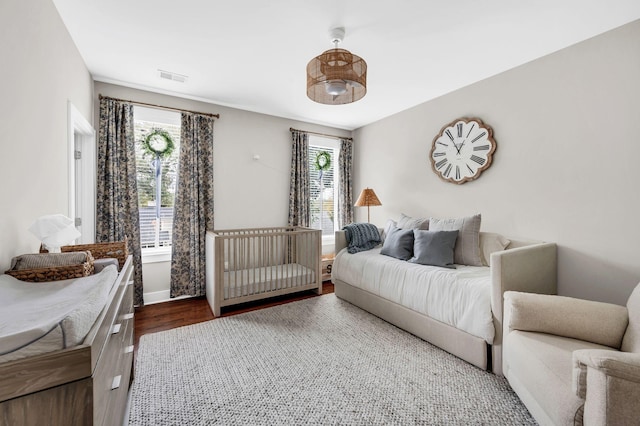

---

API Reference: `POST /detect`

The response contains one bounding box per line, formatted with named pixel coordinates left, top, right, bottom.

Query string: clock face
left=430, top=118, right=496, bottom=184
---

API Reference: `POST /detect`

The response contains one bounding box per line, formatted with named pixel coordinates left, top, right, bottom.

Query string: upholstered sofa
left=503, top=284, right=640, bottom=425
left=333, top=214, right=557, bottom=375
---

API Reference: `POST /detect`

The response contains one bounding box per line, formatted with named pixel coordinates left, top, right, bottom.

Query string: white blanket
left=333, top=248, right=495, bottom=344
left=0, top=265, right=118, bottom=362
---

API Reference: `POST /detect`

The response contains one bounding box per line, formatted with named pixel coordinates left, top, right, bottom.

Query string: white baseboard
left=143, top=290, right=193, bottom=305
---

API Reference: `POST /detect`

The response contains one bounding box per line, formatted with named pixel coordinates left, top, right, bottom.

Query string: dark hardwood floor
left=134, top=281, right=334, bottom=349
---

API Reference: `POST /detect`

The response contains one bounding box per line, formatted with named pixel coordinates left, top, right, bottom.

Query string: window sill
left=141, top=247, right=171, bottom=264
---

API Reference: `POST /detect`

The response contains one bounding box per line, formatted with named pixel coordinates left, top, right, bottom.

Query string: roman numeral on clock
left=435, top=158, right=448, bottom=169
left=470, top=155, right=486, bottom=165
left=445, top=129, right=454, bottom=141
left=471, top=131, right=487, bottom=143
left=455, top=165, right=460, bottom=180
left=444, top=163, right=452, bottom=177
left=466, top=123, right=476, bottom=138
left=433, top=152, right=446, bottom=157
left=457, top=123, right=463, bottom=138
left=473, top=145, right=490, bottom=151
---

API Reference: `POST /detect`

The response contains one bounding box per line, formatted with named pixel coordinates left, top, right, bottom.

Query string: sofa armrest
left=504, top=292, right=629, bottom=348
left=491, top=242, right=557, bottom=375
left=572, top=349, right=640, bottom=425
left=335, top=231, right=347, bottom=254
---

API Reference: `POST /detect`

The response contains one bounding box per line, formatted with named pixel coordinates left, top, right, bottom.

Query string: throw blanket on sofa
left=343, top=223, right=382, bottom=254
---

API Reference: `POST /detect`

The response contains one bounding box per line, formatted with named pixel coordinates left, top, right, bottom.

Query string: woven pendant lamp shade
left=354, top=188, right=382, bottom=223
left=306, top=48, right=367, bottom=105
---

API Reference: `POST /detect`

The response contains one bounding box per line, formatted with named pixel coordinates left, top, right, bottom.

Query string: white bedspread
left=0, top=265, right=118, bottom=362
left=333, top=248, right=495, bottom=344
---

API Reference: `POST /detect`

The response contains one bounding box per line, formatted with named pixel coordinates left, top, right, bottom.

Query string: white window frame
left=308, top=135, right=340, bottom=247
left=134, top=106, right=181, bottom=263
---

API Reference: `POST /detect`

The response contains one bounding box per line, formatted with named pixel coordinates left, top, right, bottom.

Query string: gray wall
left=0, top=0, right=94, bottom=271
left=353, top=19, right=640, bottom=305
left=95, top=82, right=351, bottom=300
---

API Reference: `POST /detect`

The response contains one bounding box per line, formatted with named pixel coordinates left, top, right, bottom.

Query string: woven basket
left=6, top=251, right=95, bottom=282
left=41, top=238, right=128, bottom=271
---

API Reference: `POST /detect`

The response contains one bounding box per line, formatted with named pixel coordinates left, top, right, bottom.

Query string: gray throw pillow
left=409, top=230, right=459, bottom=268
left=380, top=226, right=414, bottom=261
left=429, top=214, right=482, bottom=266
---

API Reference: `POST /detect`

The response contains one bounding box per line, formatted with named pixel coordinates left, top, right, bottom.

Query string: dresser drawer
left=93, top=267, right=134, bottom=426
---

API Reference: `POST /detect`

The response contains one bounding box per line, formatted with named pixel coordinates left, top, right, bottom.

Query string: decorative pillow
left=429, top=214, right=482, bottom=266
left=479, top=232, right=511, bottom=266
left=380, top=219, right=397, bottom=243
left=380, top=226, right=414, bottom=261
left=397, top=213, right=429, bottom=230
left=409, top=230, right=458, bottom=269
left=10, top=252, right=90, bottom=270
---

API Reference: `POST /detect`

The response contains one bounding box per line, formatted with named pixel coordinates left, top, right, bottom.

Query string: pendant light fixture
left=306, top=27, right=367, bottom=105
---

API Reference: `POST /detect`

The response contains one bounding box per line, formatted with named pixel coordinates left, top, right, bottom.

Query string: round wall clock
left=429, top=117, right=497, bottom=184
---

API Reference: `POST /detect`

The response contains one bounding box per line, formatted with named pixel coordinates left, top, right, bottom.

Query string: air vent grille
left=158, top=70, right=187, bottom=83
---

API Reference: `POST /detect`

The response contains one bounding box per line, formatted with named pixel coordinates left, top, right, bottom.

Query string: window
left=134, top=107, right=181, bottom=252
left=308, top=136, right=339, bottom=237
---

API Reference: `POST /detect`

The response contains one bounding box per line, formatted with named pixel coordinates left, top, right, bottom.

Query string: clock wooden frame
left=429, top=117, right=496, bottom=184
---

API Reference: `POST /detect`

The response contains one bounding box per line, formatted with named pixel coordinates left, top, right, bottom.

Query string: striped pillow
left=10, top=252, right=90, bottom=271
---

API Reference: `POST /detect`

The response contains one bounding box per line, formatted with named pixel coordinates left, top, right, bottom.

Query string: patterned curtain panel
left=287, top=130, right=310, bottom=227
left=170, top=113, right=215, bottom=298
left=338, top=138, right=354, bottom=227
left=97, top=96, right=144, bottom=306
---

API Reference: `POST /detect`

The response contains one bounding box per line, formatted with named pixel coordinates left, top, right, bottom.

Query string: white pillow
left=479, top=232, right=511, bottom=266
left=397, top=213, right=429, bottom=230
left=429, top=214, right=482, bottom=266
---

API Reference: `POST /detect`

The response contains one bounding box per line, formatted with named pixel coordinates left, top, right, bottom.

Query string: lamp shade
left=355, top=188, right=382, bottom=207
left=307, top=48, right=367, bottom=105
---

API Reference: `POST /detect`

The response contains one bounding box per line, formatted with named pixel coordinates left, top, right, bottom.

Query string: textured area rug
left=129, top=294, right=535, bottom=425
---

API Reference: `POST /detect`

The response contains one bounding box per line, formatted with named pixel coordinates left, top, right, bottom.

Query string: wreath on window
left=314, top=151, right=332, bottom=172
left=142, top=128, right=175, bottom=160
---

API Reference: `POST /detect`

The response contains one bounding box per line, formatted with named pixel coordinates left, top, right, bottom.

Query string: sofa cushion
left=504, top=331, right=614, bottom=426
left=380, top=226, right=414, bottom=261
left=397, top=213, right=429, bottom=230
left=622, top=283, right=640, bottom=353
left=479, top=232, right=511, bottom=266
left=505, top=291, right=629, bottom=349
left=429, top=214, right=482, bottom=266
left=409, top=230, right=458, bottom=269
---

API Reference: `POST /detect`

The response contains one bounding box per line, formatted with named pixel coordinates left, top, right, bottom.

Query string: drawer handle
left=122, top=313, right=134, bottom=320
left=112, top=323, right=122, bottom=334
left=125, top=345, right=134, bottom=354
left=111, top=375, right=122, bottom=390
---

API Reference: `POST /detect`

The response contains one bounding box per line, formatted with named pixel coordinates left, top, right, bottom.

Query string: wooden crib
left=205, top=227, right=322, bottom=316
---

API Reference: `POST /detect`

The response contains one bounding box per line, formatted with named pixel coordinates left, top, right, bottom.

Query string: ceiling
left=52, top=0, right=640, bottom=131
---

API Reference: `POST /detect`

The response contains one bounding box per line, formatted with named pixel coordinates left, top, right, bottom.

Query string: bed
left=332, top=230, right=557, bottom=375
left=0, top=255, right=134, bottom=426
left=206, top=227, right=322, bottom=316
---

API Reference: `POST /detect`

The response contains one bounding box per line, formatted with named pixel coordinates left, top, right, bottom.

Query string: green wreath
left=142, top=128, right=175, bottom=159
left=314, top=151, right=332, bottom=172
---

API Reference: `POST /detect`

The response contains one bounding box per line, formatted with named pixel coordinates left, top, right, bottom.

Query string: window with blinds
left=308, top=136, right=339, bottom=236
left=134, top=107, right=181, bottom=250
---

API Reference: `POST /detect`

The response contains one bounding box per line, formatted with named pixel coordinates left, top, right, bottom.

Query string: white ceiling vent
left=158, top=69, right=187, bottom=83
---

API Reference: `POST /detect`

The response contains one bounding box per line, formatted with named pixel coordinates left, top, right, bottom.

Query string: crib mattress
left=0, top=265, right=118, bottom=362
left=333, top=247, right=495, bottom=344
left=223, top=263, right=315, bottom=300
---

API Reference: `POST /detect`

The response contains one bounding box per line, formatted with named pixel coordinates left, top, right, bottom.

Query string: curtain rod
left=289, top=127, right=352, bottom=141
left=99, top=94, right=220, bottom=119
